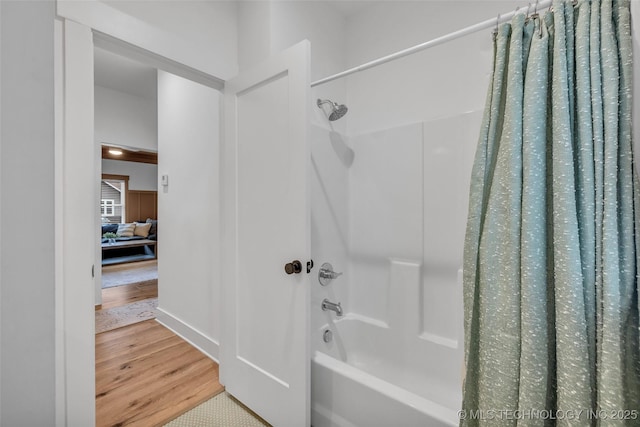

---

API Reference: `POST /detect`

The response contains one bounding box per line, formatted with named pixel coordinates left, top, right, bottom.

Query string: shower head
left=317, top=99, right=348, bottom=121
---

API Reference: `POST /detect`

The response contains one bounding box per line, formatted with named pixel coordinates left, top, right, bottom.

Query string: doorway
left=58, top=16, right=307, bottom=425
left=55, top=16, right=227, bottom=424
left=92, top=39, right=224, bottom=425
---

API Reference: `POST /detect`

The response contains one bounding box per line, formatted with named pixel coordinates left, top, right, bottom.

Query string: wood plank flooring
left=96, top=274, right=223, bottom=426
left=100, top=280, right=158, bottom=310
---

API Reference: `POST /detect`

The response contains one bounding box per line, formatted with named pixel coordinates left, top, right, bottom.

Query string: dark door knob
left=285, top=260, right=303, bottom=274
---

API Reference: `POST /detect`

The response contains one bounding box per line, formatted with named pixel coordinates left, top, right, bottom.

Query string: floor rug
left=164, top=392, right=270, bottom=427
left=95, top=298, right=158, bottom=334
left=102, top=261, right=158, bottom=289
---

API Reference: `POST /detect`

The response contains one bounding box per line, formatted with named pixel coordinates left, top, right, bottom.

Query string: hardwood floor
left=96, top=270, right=223, bottom=426
left=100, top=280, right=158, bottom=310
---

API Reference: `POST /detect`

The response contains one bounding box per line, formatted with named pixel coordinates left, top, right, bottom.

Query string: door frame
left=55, top=17, right=225, bottom=427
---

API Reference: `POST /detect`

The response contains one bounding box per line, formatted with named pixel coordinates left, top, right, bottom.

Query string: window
left=101, top=176, right=127, bottom=223
left=101, top=199, right=115, bottom=216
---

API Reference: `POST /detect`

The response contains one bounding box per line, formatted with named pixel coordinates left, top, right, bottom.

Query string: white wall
left=344, top=1, right=517, bottom=136
left=270, top=1, right=346, bottom=84
left=0, top=1, right=56, bottom=424
left=157, top=70, right=221, bottom=359
left=95, top=85, right=157, bottom=152
left=236, top=1, right=348, bottom=132
left=102, top=159, right=158, bottom=191
left=237, top=1, right=345, bottom=81
left=105, top=0, right=237, bottom=79
left=58, top=0, right=238, bottom=80
left=237, top=1, right=271, bottom=73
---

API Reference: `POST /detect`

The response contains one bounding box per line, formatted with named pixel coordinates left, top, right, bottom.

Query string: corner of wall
left=237, top=0, right=272, bottom=72
left=155, top=309, right=220, bottom=362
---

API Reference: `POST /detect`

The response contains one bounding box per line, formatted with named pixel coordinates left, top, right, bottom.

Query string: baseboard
left=155, top=307, right=219, bottom=363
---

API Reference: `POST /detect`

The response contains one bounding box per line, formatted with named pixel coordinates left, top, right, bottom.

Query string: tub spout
left=322, top=299, right=343, bottom=317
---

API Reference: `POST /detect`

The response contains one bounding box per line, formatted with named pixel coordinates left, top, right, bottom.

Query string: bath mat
left=102, top=261, right=158, bottom=289
left=95, top=298, right=158, bottom=334
left=164, top=392, right=271, bottom=427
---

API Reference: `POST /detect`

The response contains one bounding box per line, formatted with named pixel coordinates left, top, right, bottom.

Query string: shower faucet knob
left=319, top=262, right=342, bottom=286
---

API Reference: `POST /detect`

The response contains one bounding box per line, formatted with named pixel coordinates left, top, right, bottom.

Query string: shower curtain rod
left=310, top=0, right=553, bottom=87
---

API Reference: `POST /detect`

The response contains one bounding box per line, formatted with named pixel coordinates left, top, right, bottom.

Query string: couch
left=101, top=219, right=157, bottom=265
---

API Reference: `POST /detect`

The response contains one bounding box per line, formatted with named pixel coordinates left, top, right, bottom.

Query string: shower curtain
left=462, top=0, right=639, bottom=425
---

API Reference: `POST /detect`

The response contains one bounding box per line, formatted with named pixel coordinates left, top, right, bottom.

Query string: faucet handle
left=319, top=263, right=342, bottom=286
left=324, top=270, right=342, bottom=279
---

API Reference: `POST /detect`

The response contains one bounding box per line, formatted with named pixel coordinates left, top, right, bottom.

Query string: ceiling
left=94, top=47, right=157, bottom=100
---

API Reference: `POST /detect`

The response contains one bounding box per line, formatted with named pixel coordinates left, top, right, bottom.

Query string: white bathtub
left=311, top=315, right=462, bottom=427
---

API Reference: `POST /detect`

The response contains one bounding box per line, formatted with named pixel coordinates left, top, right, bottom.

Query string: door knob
left=285, top=260, right=303, bottom=275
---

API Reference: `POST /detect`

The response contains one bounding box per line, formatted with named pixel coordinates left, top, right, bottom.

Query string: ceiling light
left=108, top=148, right=123, bottom=155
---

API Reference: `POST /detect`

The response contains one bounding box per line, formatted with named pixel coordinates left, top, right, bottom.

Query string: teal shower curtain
left=462, top=0, right=639, bottom=425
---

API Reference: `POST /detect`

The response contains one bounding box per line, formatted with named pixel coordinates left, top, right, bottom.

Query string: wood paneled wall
left=127, top=190, right=157, bottom=222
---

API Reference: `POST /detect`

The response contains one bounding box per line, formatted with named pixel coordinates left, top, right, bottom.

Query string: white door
left=221, top=41, right=311, bottom=426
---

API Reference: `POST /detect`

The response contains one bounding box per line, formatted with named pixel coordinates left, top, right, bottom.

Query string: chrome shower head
left=317, top=99, right=348, bottom=121
left=329, top=104, right=348, bottom=121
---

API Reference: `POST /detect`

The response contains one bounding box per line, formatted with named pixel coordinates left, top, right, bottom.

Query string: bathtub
left=311, top=315, right=462, bottom=427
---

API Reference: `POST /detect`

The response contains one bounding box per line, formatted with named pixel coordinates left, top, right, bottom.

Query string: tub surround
left=311, top=112, right=481, bottom=425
